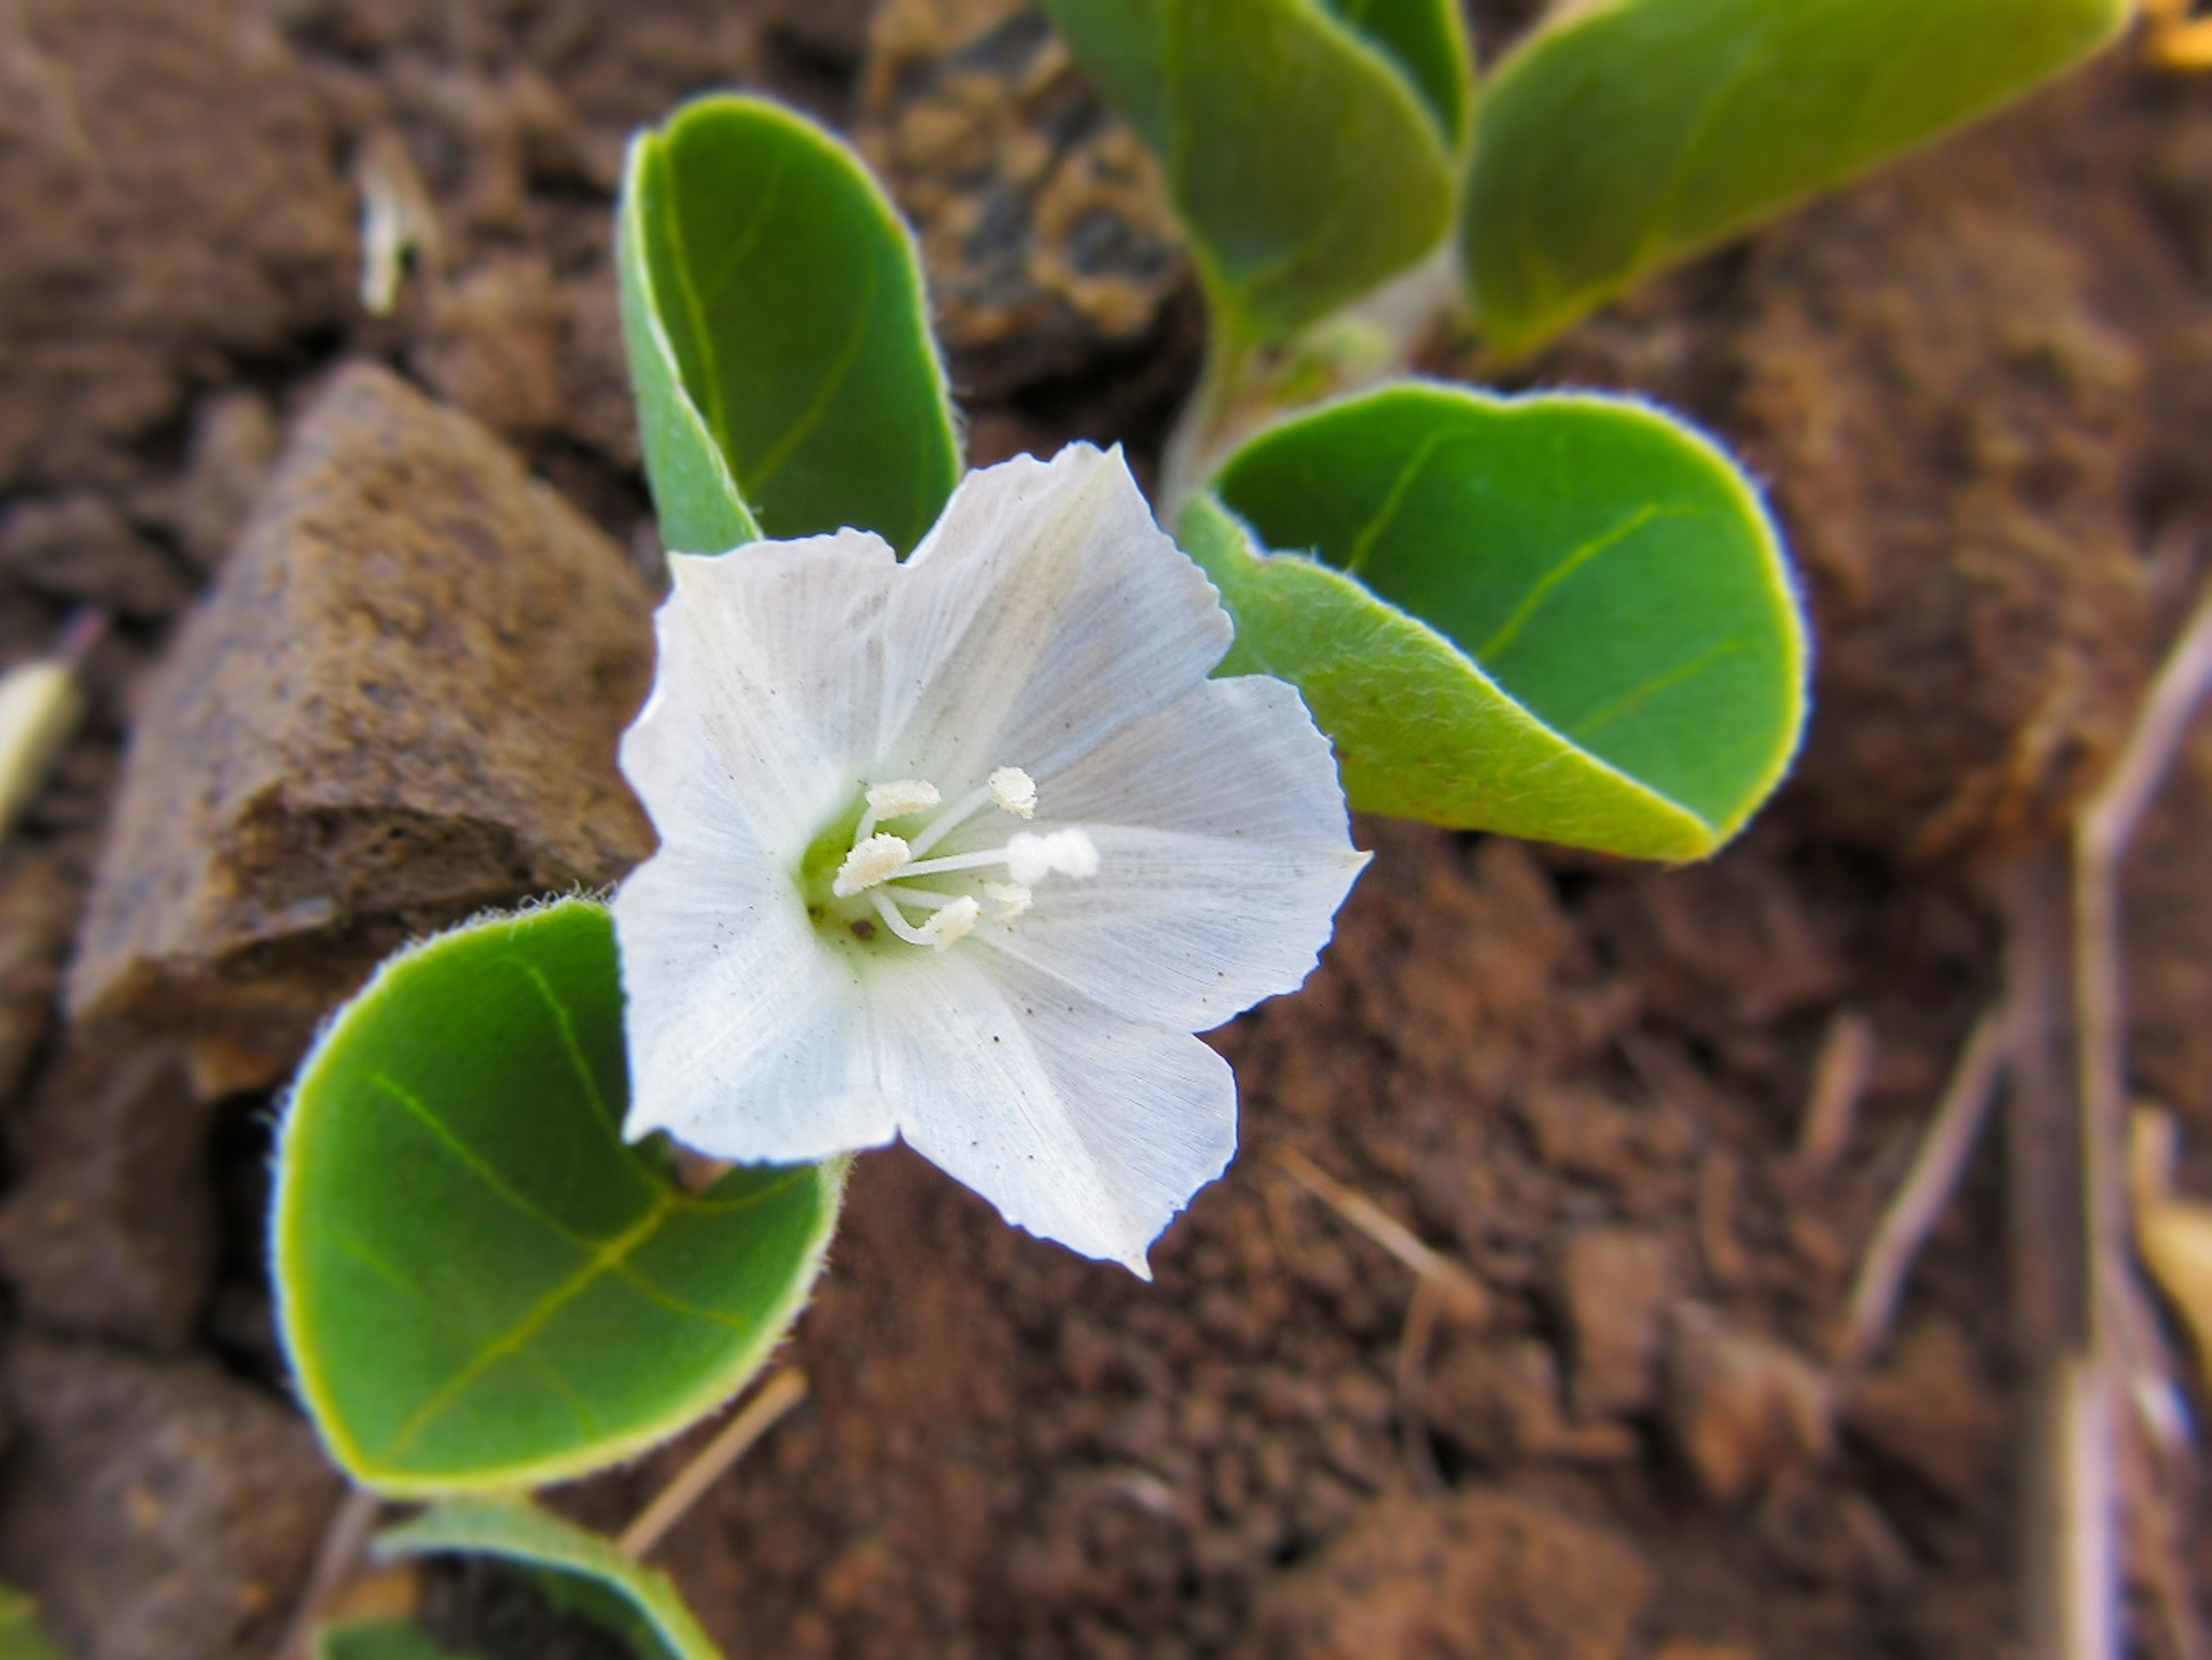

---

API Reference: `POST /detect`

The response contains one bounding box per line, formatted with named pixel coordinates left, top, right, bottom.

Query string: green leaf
left=1196, top=383, right=1806, bottom=859
left=375, top=1500, right=721, bottom=1660
left=1462, top=0, right=2128, bottom=358
left=315, top=1622, right=484, bottom=1660
left=1043, top=0, right=1456, bottom=345
left=618, top=94, right=961, bottom=555
left=272, top=898, right=844, bottom=1497
left=1321, top=0, right=1474, bottom=148
left=0, top=1585, right=69, bottom=1660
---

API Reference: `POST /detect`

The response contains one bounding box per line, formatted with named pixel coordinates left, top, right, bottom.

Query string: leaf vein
left=1476, top=502, right=1696, bottom=663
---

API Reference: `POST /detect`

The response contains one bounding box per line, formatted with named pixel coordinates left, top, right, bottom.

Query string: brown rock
left=1842, top=1319, right=2002, bottom=1503
left=1662, top=1303, right=1831, bottom=1507
left=1235, top=1493, right=1652, bottom=1660
left=0, top=0, right=353, bottom=490
left=0, top=1034, right=215, bottom=1349
left=1516, top=1083, right=1634, bottom=1181
left=67, top=362, right=656, bottom=1093
left=1558, top=1226, right=1679, bottom=1419
left=0, top=1334, right=340, bottom=1660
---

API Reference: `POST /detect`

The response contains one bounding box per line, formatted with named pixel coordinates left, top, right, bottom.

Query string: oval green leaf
left=1462, top=0, right=2129, bottom=359
left=1042, top=0, right=1456, bottom=345
left=316, top=1623, right=484, bottom=1660
left=1321, top=0, right=1473, bottom=149
left=374, top=1500, right=721, bottom=1660
left=1196, top=383, right=1806, bottom=859
left=272, top=898, right=844, bottom=1497
left=618, top=94, right=961, bottom=555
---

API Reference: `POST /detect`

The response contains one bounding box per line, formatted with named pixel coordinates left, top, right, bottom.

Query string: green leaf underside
left=0, top=1586, right=68, bottom=1660
left=1200, top=384, right=1805, bottom=858
left=619, top=95, right=960, bottom=555
left=315, top=1622, right=484, bottom=1660
left=1321, top=0, right=1472, bottom=147
left=1462, top=0, right=2129, bottom=358
left=376, top=1501, right=720, bottom=1660
left=273, top=899, right=843, bottom=1496
left=1043, top=0, right=1455, bottom=344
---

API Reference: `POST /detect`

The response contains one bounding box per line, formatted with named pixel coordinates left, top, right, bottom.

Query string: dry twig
left=273, top=1487, right=383, bottom=1660
left=618, top=1367, right=809, bottom=1560
left=1794, top=1009, right=1877, bottom=1179
left=1270, top=1145, right=1487, bottom=1322
left=1835, top=1007, right=2010, bottom=1370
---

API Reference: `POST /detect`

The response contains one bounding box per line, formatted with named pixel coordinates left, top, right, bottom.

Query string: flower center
left=808, top=765, right=1097, bottom=952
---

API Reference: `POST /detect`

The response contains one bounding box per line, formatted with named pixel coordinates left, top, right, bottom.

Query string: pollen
left=988, top=766, right=1037, bottom=819
left=833, top=831, right=911, bottom=896
left=866, top=778, right=941, bottom=819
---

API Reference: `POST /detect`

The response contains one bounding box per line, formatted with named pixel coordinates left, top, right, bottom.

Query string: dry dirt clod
left=66, top=361, right=656, bottom=1095
left=0, top=1334, right=342, bottom=1660
left=175, top=391, right=282, bottom=577
left=1558, top=1225, right=1680, bottom=1420
left=0, top=848, right=82, bottom=1105
left=0, top=0, right=354, bottom=493
left=1662, top=1302, right=1832, bottom=1508
left=1233, top=1493, right=1653, bottom=1660
left=857, top=0, right=1187, bottom=398
left=1842, top=1318, right=2005, bottom=1506
left=0, top=1032, right=215, bottom=1350
left=0, top=495, right=195, bottom=621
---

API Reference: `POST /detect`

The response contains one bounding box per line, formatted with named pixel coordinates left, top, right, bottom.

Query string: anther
left=916, top=895, right=982, bottom=950
left=833, top=832, right=911, bottom=897
left=983, top=880, right=1032, bottom=920
left=989, top=766, right=1037, bottom=819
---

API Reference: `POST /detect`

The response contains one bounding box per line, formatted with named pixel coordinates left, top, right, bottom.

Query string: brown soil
left=0, top=3, right=2208, bottom=1659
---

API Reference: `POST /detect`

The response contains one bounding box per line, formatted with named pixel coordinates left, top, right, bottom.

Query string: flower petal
left=614, top=840, right=897, bottom=1160
left=871, top=444, right=1234, bottom=789
left=981, top=675, right=1367, bottom=1030
left=622, top=528, right=900, bottom=857
left=871, top=951, right=1237, bottom=1275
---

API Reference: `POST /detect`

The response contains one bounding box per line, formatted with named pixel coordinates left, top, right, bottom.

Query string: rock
left=175, top=392, right=281, bottom=575
left=1234, top=1493, right=1652, bottom=1660
left=1558, top=1226, right=1679, bottom=1420
left=67, top=363, right=656, bottom=1094
left=0, top=1034, right=216, bottom=1349
left=0, top=0, right=353, bottom=490
left=0, top=494, right=195, bottom=620
left=0, top=1334, right=340, bottom=1660
left=1842, top=1319, right=2002, bottom=1503
left=858, top=0, right=1187, bottom=396
left=1662, top=1303, right=1831, bottom=1507
left=0, top=849, right=81, bottom=1107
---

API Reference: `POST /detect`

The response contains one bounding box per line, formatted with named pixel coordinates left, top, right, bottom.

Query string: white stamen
left=989, top=766, right=1037, bottom=819
left=915, top=895, right=982, bottom=950
left=877, top=883, right=962, bottom=910
left=1006, top=828, right=1099, bottom=885
left=833, top=832, right=911, bottom=896
left=868, top=889, right=934, bottom=946
left=983, top=880, right=1032, bottom=920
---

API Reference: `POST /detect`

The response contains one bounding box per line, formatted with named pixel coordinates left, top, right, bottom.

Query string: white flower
left=612, top=443, right=1367, bottom=1275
